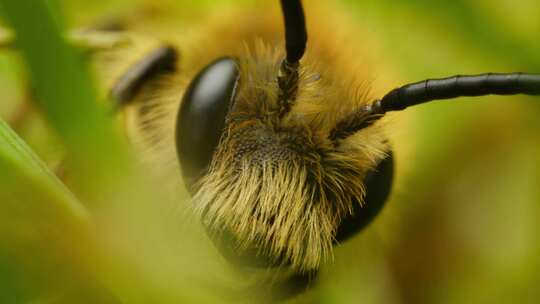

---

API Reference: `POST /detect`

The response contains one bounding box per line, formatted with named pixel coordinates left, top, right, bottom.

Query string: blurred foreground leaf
left=0, top=119, right=89, bottom=229
left=0, top=119, right=99, bottom=303
left=0, top=0, right=130, bottom=203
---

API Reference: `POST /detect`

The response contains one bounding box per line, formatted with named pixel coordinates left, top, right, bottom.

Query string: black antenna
left=331, top=73, right=540, bottom=140
left=280, top=0, right=307, bottom=64
left=277, top=0, right=307, bottom=117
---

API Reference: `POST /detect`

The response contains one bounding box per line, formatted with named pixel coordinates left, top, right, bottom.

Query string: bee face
left=178, top=44, right=392, bottom=271
left=93, top=1, right=395, bottom=277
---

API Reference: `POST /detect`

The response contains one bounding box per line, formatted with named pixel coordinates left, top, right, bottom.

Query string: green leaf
left=0, top=0, right=130, bottom=201
left=0, top=119, right=89, bottom=231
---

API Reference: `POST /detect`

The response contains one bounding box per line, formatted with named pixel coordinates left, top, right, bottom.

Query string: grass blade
left=0, top=119, right=89, bottom=225
left=0, top=0, right=130, bottom=201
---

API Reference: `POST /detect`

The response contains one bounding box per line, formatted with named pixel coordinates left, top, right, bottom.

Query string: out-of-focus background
left=0, top=0, right=539, bottom=303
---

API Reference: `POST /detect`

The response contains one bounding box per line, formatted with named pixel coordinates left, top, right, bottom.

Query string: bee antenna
left=280, top=0, right=307, bottom=65
left=277, top=0, right=307, bottom=117
left=330, top=72, right=540, bottom=140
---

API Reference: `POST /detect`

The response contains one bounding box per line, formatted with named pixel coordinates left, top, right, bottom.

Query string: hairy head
left=191, top=43, right=389, bottom=271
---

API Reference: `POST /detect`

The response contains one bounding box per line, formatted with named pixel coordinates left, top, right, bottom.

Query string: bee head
left=175, top=0, right=394, bottom=272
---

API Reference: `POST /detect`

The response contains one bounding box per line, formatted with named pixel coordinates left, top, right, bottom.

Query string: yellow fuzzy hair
left=92, top=1, right=391, bottom=272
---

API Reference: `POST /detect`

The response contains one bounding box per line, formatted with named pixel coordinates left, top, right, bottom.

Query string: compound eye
left=176, top=57, right=239, bottom=190
left=335, top=151, right=394, bottom=242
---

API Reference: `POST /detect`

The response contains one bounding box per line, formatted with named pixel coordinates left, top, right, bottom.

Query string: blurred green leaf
left=0, top=119, right=88, bottom=226
left=0, top=119, right=96, bottom=303
left=0, top=0, right=130, bottom=202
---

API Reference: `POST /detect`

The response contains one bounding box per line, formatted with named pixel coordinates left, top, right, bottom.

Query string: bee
left=61, top=0, right=540, bottom=300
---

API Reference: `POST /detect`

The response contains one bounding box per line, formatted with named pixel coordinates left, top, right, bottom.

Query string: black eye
left=335, top=151, right=394, bottom=242
left=176, top=57, right=239, bottom=190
